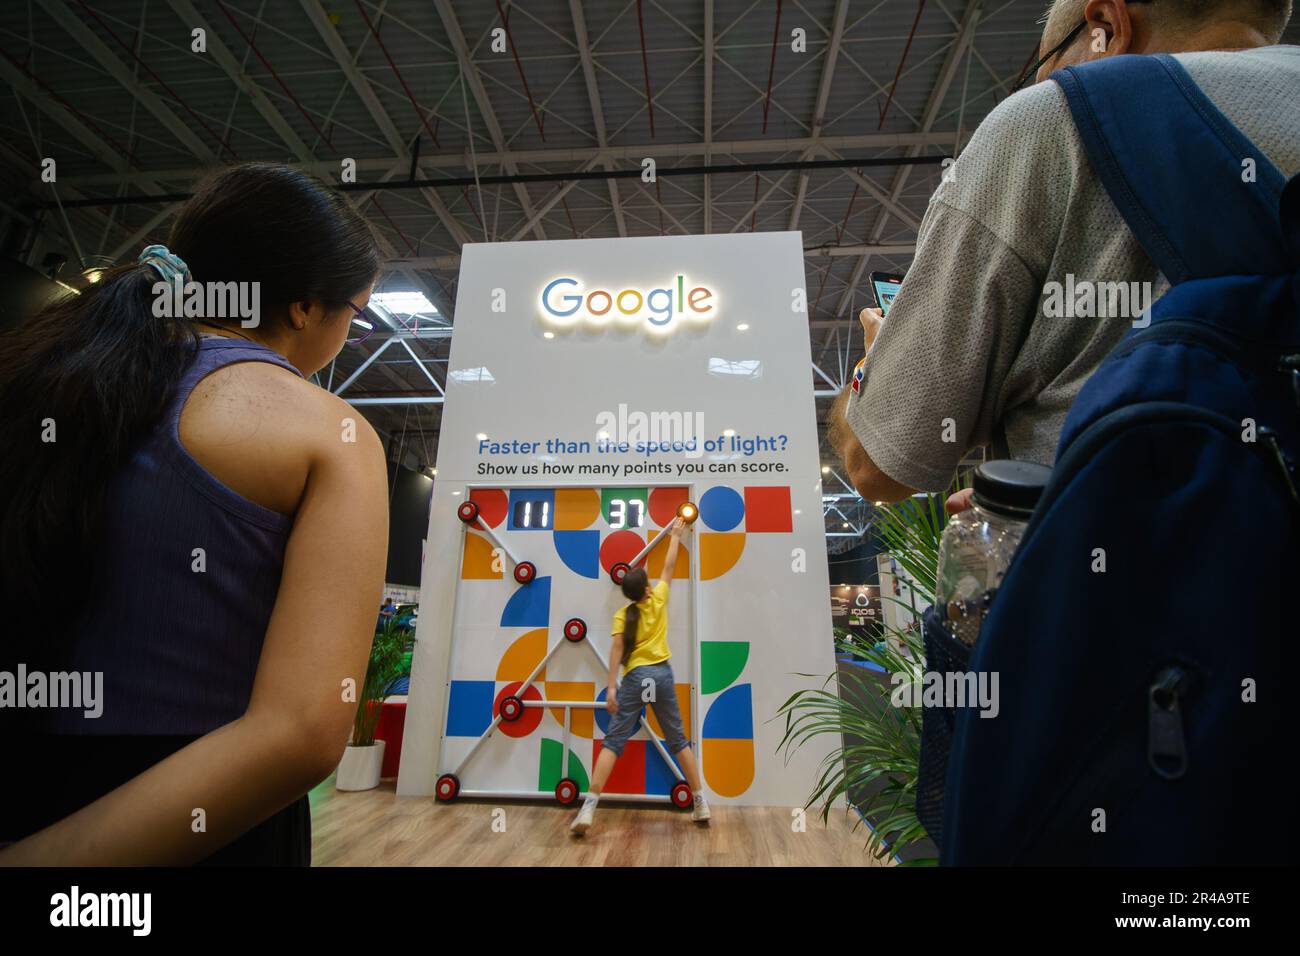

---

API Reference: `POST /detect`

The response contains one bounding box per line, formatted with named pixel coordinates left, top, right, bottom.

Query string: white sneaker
left=691, top=794, right=711, bottom=823
left=570, top=796, right=597, bottom=835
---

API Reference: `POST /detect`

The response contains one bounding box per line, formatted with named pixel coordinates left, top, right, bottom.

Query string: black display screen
left=511, top=498, right=552, bottom=529
left=607, top=498, right=645, bottom=529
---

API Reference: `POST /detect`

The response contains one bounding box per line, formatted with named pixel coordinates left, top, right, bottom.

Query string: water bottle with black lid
left=936, top=459, right=1052, bottom=647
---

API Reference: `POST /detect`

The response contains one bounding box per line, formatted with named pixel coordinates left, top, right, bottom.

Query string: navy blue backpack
left=934, top=54, right=1299, bottom=865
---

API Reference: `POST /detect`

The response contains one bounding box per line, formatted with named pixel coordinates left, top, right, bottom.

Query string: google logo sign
left=539, top=275, right=715, bottom=334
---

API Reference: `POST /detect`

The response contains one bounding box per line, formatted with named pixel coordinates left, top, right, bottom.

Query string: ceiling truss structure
left=0, top=0, right=1147, bottom=545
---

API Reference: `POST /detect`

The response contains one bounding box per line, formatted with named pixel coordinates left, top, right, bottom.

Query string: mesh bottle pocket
left=915, top=604, right=971, bottom=845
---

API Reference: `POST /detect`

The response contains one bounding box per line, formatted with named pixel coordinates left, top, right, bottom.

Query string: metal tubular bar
left=494, top=0, right=545, bottom=141
left=345, top=396, right=445, bottom=405
left=811, top=361, right=842, bottom=391
left=332, top=337, right=396, bottom=396
left=562, top=705, right=571, bottom=780
left=878, top=0, right=927, bottom=128
left=215, top=1, right=334, bottom=147
left=469, top=518, right=523, bottom=573
left=460, top=789, right=672, bottom=803
left=59, top=131, right=968, bottom=188
left=639, top=714, right=686, bottom=782
left=450, top=712, right=504, bottom=777
left=398, top=338, right=445, bottom=395
left=448, top=635, right=565, bottom=778
left=760, top=0, right=783, bottom=133
left=47, top=155, right=950, bottom=209
left=353, top=0, right=442, bottom=147
left=520, top=699, right=605, bottom=709
left=627, top=522, right=673, bottom=570
left=635, top=0, right=656, bottom=137
left=513, top=635, right=566, bottom=699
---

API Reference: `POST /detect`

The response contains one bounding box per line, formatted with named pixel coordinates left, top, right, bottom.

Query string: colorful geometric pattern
left=460, top=530, right=502, bottom=579
left=702, top=684, right=755, bottom=796
left=540, top=738, right=589, bottom=792
left=469, top=488, right=508, bottom=528
left=497, top=629, right=547, bottom=682
left=500, top=576, right=551, bottom=627
left=554, top=488, right=601, bottom=529
left=701, top=642, right=749, bottom=694
left=449, top=484, right=793, bottom=800
left=699, top=486, right=744, bottom=531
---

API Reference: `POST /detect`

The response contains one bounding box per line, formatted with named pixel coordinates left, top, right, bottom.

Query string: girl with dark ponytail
left=570, top=517, right=710, bottom=834
left=0, top=163, right=390, bottom=865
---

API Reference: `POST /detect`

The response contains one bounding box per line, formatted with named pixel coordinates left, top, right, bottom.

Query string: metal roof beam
left=300, top=0, right=473, bottom=248
left=833, top=0, right=983, bottom=318
left=58, top=131, right=964, bottom=189
left=789, top=0, right=848, bottom=231
left=569, top=0, right=627, bottom=238
left=433, top=0, right=548, bottom=240
left=44, top=0, right=217, bottom=164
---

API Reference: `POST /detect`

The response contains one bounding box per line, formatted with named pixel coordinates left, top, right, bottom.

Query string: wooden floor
left=309, top=777, right=889, bottom=867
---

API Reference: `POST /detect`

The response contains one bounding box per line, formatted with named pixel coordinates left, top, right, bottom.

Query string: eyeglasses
left=1011, top=19, right=1088, bottom=93
left=1011, top=1, right=1151, bottom=94
left=345, top=300, right=375, bottom=345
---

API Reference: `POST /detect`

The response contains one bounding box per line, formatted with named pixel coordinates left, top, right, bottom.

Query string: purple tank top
left=44, top=337, right=301, bottom=734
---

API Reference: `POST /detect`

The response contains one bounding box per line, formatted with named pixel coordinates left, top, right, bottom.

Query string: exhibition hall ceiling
left=6, top=1, right=1292, bottom=517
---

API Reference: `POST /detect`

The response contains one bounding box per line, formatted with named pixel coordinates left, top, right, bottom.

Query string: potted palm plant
left=335, top=614, right=409, bottom=791
left=777, top=492, right=947, bottom=864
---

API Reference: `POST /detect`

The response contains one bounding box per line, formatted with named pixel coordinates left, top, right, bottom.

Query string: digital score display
left=511, top=498, right=552, bottom=529
left=608, top=498, right=645, bottom=529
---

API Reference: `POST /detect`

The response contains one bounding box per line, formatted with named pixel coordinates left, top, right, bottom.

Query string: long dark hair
left=0, top=163, right=379, bottom=616
left=619, top=567, right=650, bottom=666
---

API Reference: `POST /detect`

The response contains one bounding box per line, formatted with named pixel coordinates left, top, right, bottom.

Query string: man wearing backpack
left=830, top=0, right=1297, bottom=505
left=831, top=0, right=1299, bottom=865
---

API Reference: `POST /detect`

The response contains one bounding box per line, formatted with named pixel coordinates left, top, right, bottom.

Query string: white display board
left=398, top=232, right=836, bottom=807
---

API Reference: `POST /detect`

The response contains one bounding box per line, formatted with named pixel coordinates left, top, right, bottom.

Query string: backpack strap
left=1053, top=53, right=1291, bottom=284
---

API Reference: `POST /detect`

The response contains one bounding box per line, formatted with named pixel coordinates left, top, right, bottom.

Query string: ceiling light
left=371, top=290, right=439, bottom=316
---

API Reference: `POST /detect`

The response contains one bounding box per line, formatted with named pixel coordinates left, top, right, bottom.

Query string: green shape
left=539, top=738, right=590, bottom=792
left=701, top=641, right=749, bottom=694
left=601, top=487, right=648, bottom=529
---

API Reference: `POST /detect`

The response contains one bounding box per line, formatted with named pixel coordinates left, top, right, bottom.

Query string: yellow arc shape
left=496, top=628, right=548, bottom=682
left=554, top=488, right=601, bottom=530
left=699, top=532, right=745, bottom=580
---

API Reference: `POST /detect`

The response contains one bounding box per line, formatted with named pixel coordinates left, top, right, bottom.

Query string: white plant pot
left=335, top=740, right=386, bottom=791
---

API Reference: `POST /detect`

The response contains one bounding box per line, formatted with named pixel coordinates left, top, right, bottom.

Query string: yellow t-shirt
left=611, top=580, right=671, bottom=672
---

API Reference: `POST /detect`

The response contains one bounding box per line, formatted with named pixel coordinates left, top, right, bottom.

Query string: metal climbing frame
left=434, top=484, right=701, bottom=807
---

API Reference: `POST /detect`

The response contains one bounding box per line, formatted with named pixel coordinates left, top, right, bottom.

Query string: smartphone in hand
left=869, top=271, right=904, bottom=316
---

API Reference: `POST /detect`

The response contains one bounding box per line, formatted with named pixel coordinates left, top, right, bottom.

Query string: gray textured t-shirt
left=845, top=45, right=1300, bottom=492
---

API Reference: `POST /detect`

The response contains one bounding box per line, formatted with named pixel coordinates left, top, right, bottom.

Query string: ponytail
left=0, top=265, right=198, bottom=615
left=621, top=603, right=641, bottom=666
left=618, top=567, right=650, bottom=666
left=0, top=162, right=380, bottom=624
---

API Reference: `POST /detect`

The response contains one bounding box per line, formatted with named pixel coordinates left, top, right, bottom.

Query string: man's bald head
left=1030, top=0, right=1289, bottom=85
left=1042, top=0, right=1292, bottom=47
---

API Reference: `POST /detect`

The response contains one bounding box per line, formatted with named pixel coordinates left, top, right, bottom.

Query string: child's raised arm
left=659, top=517, right=689, bottom=588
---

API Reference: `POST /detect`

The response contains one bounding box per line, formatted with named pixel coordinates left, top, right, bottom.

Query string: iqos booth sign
left=539, top=274, right=715, bottom=333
